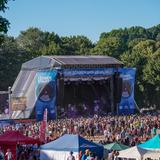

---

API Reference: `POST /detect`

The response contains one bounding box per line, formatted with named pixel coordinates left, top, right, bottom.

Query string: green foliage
left=16, top=28, right=46, bottom=58
left=92, top=36, right=124, bottom=58
left=0, top=36, right=26, bottom=89
left=60, top=35, right=94, bottom=55
left=0, top=0, right=12, bottom=44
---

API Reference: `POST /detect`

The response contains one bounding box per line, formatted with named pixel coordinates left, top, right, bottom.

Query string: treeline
left=0, top=25, right=160, bottom=108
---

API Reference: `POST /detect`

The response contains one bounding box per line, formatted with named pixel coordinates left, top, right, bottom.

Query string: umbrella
left=104, top=142, right=129, bottom=151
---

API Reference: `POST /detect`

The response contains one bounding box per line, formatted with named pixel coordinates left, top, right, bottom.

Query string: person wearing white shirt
left=5, top=149, right=12, bottom=160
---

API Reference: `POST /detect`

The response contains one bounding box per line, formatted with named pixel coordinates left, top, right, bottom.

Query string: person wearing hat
left=67, top=151, right=75, bottom=160
left=81, top=149, right=89, bottom=160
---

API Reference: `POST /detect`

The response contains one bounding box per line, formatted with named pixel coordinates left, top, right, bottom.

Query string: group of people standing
left=67, top=149, right=100, bottom=160
left=0, top=147, right=12, bottom=160
left=59, top=100, right=106, bottom=119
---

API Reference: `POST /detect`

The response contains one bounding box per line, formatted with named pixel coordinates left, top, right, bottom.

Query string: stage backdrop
left=35, top=71, right=57, bottom=121
left=118, top=68, right=136, bottom=114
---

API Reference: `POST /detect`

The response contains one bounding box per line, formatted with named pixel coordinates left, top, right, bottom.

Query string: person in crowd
left=108, top=151, right=114, bottom=160
left=81, top=149, right=90, bottom=160
left=5, top=149, right=12, bottom=160
left=78, top=151, right=83, bottom=160
left=0, top=147, right=4, bottom=160
left=86, top=152, right=95, bottom=160
left=67, top=151, right=75, bottom=160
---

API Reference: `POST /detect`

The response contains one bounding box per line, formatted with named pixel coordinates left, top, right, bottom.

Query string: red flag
left=39, top=108, right=47, bottom=143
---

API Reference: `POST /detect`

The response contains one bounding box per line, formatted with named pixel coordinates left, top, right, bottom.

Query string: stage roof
left=22, top=55, right=123, bottom=70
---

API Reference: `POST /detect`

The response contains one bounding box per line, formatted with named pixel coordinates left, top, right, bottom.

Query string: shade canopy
left=139, top=134, right=160, bottom=150
left=104, top=142, right=129, bottom=151
left=118, top=146, right=149, bottom=160
left=41, top=134, right=103, bottom=158
left=0, top=130, right=39, bottom=145
left=0, top=131, right=39, bottom=160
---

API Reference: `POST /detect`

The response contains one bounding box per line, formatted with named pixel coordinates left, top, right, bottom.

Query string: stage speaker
left=114, top=76, right=123, bottom=103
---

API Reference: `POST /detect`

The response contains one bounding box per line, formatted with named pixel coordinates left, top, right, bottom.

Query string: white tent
left=118, top=146, right=148, bottom=160
left=143, top=151, right=160, bottom=160
left=118, top=146, right=160, bottom=160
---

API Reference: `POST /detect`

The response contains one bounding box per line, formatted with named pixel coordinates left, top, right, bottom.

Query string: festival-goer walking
left=67, top=151, right=75, bottom=160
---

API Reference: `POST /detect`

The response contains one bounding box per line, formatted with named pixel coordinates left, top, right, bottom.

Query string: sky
left=2, top=0, right=160, bottom=42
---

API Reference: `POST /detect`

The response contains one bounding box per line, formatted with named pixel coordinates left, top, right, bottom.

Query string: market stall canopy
left=40, top=134, right=104, bottom=159
left=139, top=134, right=160, bottom=150
left=40, top=134, right=103, bottom=151
left=104, top=142, right=129, bottom=151
left=143, top=151, right=160, bottom=159
left=118, top=146, right=149, bottom=160
left=0, top=131, right=39, bottom=160
left=0, top=130, right=39, bottom=145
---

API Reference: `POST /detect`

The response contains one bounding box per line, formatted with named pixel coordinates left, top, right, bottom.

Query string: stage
left=10, top=56, right=136, bottom=120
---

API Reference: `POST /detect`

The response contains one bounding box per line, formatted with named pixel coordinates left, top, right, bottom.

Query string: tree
left=61, top=36, right=94, bottom=55
left=0, top=0, right=12, bottom=44
left=0, top=36, right=26, bottom=89
left=120, top=40, right=159, bottom=108
left=0, top=0, right=11, bottom=33
left=92, top=36, right=124, bottom=58
left=16, top=27, right=47, bottom=58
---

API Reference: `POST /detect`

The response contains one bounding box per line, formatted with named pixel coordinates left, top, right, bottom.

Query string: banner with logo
left=35, top=70, right=57, bottom=121
left=63, top=68, right=115, bottom=77
left=118, top=68, right=136, bottom=114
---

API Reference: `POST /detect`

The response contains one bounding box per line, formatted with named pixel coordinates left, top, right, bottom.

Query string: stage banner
left=35, top=70, right=57, bottom=121
left=118, top=68, right=136, bottom=114
left=63, top=68, right=114, bottom=77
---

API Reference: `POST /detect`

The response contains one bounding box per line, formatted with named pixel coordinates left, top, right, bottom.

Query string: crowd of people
left=0, top=113, right=159, bottom=159
left=0, top=114, right=159, bottom=145
left=0, top=145, right=39, bottom=160
left=58, top=96, right=112, bottom=119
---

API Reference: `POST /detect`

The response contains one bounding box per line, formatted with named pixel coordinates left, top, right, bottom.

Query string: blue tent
left=40, top=134, right=104, bottom=158
left=139, top=134, right=160, bottom=150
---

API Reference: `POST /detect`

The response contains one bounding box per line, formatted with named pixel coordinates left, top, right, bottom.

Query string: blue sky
left=2, top=0, right=160, bottom=42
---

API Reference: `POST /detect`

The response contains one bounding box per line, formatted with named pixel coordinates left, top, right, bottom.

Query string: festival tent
left=142, top=151, right=160, bottom=159
left=118, top=146, right=160, bottom=160
left=40, top=134, right=104, bottom=160
left=139, top=134, right=160, bottom=150
left=0, top=131, right=39, bottom=160
left=104, top=142, right=129, bottom=151
left=118, top=146, right=149, bottom=160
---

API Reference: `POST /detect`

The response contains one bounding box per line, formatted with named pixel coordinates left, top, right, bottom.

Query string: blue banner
left=35, top=71, right=57, bottom=121
left=63, top=68, right=115, bottom=77
left=118, top=68, right=136, bottom=114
